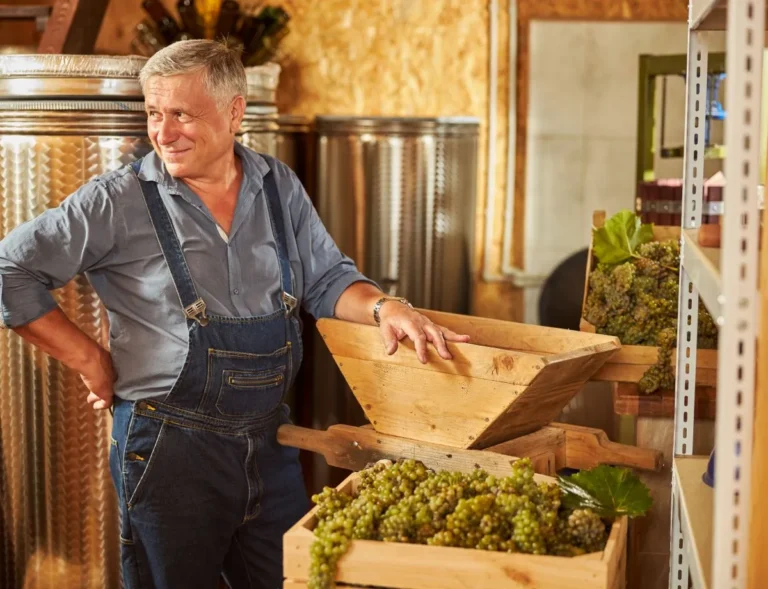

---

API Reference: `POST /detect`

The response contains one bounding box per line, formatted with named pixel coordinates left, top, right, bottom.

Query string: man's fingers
left=380, top=323, right=399, bottom=355
left=424, top=324, right=452, bottom=360
left=441, top=326, right=470, bottom=343
left=402, top=323, right=429, bottom=363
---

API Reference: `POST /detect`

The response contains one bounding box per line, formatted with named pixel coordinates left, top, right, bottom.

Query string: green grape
left=308, top=459, right=610, bottom=588
left=611, top=263, right=635, bottom=292
left=312, top=486, right=353, bottom=521
left=585, top=236, right=716, bottom=393
left=562, top=509, right=608, bottom=553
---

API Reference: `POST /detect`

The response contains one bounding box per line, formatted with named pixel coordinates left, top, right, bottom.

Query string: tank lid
left=314, top=115, right=480, bottom=135
left=0, top=54, right=146, bottom=99
left=0, top=55, right=280, bottom=104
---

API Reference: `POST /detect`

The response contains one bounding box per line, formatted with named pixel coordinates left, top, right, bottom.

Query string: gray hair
left=139, top=39, right=247, bottom=108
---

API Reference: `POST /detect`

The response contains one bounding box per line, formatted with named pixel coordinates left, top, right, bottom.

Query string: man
left=0, top=40, right=468, bottom=589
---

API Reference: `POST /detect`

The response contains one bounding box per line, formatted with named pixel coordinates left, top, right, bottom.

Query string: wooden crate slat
left=284, top=471, right=627, bottom=589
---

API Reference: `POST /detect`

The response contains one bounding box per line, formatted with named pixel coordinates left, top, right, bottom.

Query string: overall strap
left=261, top=164, right=297, bottom=316
left=129, top=159, right=208, bottom=326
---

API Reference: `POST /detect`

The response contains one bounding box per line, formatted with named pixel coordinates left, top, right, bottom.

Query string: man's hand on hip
left=81, top=348, right=117, bottom=410
left=12, top=307, right=117, bottom=410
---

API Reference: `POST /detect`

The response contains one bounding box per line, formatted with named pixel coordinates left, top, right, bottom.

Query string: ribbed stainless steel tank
left=315, top=116, right=479, bottom=311
left=307, top=116, right=480, bottom=488
left=0, top=54, right=148, bottom=589
left=0, top=55, right=281, bottom=589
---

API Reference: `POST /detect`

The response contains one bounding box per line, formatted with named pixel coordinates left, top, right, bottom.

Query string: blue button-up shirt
left=0, top=143, right=373, bottom=401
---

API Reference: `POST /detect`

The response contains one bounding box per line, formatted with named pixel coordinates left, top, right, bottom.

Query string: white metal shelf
left=674, top=457, right=713, bottom=589
left=672, top=1, right=764, bottom=588
left=690, top=0, right=768, bottom=31
left=690, top=0, right=727, bottom=30
left=681, top=230, right=722, bottom=324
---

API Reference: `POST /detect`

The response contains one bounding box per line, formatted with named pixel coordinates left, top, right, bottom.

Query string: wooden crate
left=317, top=309, right=620, bottom=449
left=581, top=211, right=717, bottom=387
left=284, top=470, right=628, bottom=589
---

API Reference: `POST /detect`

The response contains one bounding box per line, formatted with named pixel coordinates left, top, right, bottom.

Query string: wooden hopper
left=316, top=309, right=620, bottom=449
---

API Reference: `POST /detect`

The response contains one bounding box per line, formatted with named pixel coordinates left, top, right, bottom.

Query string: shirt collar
left=136, top=142, right=270, bottom=196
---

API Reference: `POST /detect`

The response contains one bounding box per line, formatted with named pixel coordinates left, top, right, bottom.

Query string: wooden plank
left=417, top=309, right=619, bottom=355
left=474, top=345, right=617, bottom=448
left=556, top=423, right=663, bottom=472
left=276, top=424, right=554, bottom=481
left=612, top=382, right=717, bottom=420
left=603, top=346, right=718, bottom=369
left=317, top=314, right=617, bottom=449
left=333, top=357, right=526, bottom=448
left=319, top=319, right=544, bottom=386
left=485, top=426, right=566, bottom=475
left=592, top=363, right=717, bottom=387
left=284, top=471, right=627, bottom=589
left=38, top=0, right=110, bottom=54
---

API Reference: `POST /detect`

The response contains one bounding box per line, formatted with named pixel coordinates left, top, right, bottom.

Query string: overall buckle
left=282, top=292, right=298, bottom=316
left=184, top=298, right=209, bottom=326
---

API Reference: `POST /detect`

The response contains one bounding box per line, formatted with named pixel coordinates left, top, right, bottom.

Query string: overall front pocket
left=205, top=345, right=291, bottom=417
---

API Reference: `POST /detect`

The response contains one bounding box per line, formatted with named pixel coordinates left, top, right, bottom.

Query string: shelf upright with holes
left=670, top=1, right=767, bottom=589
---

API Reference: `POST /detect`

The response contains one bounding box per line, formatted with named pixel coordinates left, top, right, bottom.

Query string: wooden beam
left=276, top=424, right=541, bottom=480
left=37, top=0, right=110, bottom=55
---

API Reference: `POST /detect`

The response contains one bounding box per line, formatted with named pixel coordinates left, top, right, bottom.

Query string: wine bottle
left=135, top=20, right=166, bottom=55
left=243, top=7, right=289, bottom=64
left=177, top=0, right=203, bottom=38
left=142, top=0, right=182, bottom=44
left=245, top=25, right=288, bottom=66
left=215, top=0, right=241, bottom=40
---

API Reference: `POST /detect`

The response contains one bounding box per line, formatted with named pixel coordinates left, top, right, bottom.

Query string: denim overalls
left=109, top=158, right=309, bottom=589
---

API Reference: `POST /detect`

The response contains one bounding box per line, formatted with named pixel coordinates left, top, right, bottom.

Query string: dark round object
left=538, top=248, right=590, bottom=330
left=702, top=449, right=715, bottom=487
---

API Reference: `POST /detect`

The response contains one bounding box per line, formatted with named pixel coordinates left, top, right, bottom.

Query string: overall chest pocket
left=204, top=345, right=291, bottom=417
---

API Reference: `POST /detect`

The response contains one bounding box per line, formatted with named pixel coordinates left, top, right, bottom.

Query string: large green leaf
left=558, top=465, right=653, bottom=518
left=592, top=210, right=654, bottom=265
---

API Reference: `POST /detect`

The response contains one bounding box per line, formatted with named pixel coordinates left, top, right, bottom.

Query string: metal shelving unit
left=671, top=2, right=765, bottom=588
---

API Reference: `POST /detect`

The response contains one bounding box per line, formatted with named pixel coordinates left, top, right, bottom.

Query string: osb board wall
left=92, top=0, right=688, bottom=322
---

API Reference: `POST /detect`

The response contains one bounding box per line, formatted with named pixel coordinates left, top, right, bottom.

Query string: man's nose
left=155, top=118, right=178, bottom=145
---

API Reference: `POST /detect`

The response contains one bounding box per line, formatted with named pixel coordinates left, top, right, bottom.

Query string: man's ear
left=230, top=95, right=246, bottom=134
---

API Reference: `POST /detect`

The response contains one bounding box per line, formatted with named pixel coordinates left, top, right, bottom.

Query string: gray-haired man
left=0, top=40, right=468, bottom=588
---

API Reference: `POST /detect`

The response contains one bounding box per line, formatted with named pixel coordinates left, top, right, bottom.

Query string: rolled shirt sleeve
left=288, top=175, right=378, bottom=320
left=0, top=180, right=119, bottom=328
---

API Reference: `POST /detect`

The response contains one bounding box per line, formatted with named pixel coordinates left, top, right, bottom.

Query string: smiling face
left=144, top=70, right=245, bottom=180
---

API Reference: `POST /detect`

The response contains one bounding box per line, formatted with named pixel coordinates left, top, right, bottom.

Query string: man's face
left=144, top=70, right=243, bottom=180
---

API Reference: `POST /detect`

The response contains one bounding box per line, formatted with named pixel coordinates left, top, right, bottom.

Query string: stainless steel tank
left=0, top=55, right=281, bottom=589
left=315, top=116, right=479, bottom=311
left=307, top=116, right=480, bottom=489
left=276, top=114, right=312, bottom=189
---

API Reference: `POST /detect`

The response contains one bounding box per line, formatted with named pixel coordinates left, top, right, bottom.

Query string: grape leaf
left=592, top=210, right=654, bottom=265
left=558, top=465, right=653, bottom=518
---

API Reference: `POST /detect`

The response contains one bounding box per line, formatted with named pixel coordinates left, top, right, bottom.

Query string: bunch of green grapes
left=583, top=238, right=717, bottom=393
left=308, top=459, right=610, bottom=589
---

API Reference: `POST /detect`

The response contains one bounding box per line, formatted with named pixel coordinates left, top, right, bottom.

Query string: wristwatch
left=373, top=296, right=413, bottom=325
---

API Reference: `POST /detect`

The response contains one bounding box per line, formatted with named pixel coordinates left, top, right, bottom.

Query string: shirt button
left=233, top=289, right=240, bottom=295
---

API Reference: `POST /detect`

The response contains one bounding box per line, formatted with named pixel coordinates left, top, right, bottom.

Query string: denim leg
left=114, top=411, right=251, bottom=589
left=221, top=441, right=308, bottom=589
